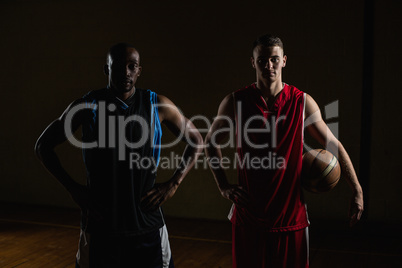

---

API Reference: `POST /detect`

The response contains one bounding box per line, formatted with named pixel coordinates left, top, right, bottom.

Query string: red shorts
left=232, top=224, right=309, bottom=268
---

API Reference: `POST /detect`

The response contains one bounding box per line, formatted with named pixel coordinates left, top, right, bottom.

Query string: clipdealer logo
left=63, top=100, right=339, bottom=171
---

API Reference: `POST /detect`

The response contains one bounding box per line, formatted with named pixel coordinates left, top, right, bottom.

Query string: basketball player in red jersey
left=204, top=34, right=364, bottom=267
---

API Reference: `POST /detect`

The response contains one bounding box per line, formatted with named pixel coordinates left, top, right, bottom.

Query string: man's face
left=251, top=45, right=287, bottom=83
left=105, top=47, right=142, bottom=94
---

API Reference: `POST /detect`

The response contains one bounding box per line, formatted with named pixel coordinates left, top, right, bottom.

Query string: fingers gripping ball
left=301, top=149, right=341, bottom=193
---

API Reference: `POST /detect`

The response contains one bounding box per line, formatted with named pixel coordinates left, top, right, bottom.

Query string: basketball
left=301, top=149, right=341, bottom=193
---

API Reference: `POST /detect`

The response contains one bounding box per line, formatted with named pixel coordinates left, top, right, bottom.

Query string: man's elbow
left=34, top=138, right=43, bottom=160
left=204, top=133, right=215, bottom=156
left=193, top=132, right=204, bottom=154
left=34, top=136, right=48, bottom=160
left=34, top=137, right=53, bottom=161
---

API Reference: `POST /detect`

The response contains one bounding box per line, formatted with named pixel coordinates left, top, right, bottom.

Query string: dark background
left=1, top=0, right=401, bottom=225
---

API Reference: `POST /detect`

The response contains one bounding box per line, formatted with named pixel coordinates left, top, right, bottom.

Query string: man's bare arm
left=204, top=94, right=249, bottom=208
left=141, top=95, right=203, bottom=211
left=304, top=94, right=364, bottom=226
left=34, top=99, right=91, bottom=211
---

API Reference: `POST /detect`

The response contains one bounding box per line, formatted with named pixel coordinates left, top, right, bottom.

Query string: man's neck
left=256, top=79, right=283, bottom=99
left=110, top=86, right=136, bottom=101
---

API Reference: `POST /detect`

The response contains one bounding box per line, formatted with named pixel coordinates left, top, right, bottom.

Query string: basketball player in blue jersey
left=35, top=43, right=203, bottom=268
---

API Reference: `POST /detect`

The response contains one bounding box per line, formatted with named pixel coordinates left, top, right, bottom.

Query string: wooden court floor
left=0, top=203, right=401, bottom=268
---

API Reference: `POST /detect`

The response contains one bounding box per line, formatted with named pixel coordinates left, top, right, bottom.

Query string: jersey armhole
left=149, top=91, right=162, bottom=166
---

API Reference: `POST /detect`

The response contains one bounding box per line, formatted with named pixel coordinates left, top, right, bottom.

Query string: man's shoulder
left=82, top=87, right=109, bottom=102
left=283, top=83, right=304, bottom=99
left=285, top=83, right=304, bottom=92
left=284, top=83, right=301, bottom=91
left=136, top=88, right=159, bottom=106
left=143, top=88, right=157, bottom=98
left=235, top=83, right=256, bottom=92
left=233, top=83, right=256, bottom=97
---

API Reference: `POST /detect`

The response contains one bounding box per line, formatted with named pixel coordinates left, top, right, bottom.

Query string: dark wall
left=1, top=0, right=400, bottom=223
left=368, top=0, right=402, bottom=222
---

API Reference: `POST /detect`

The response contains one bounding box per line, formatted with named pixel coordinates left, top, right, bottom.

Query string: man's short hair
left=252, top=34, right=284, bottom=53
left=106, top=43, right=138, bottom=64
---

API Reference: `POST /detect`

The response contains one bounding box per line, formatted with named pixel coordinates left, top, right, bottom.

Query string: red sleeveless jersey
left=231, top=83, right=309, bottom=232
